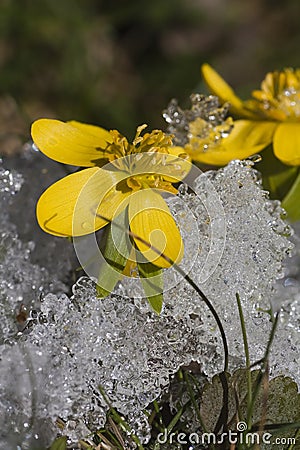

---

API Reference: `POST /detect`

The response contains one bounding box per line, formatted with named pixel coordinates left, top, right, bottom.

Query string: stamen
left=249, top=68, right=300, bottom=120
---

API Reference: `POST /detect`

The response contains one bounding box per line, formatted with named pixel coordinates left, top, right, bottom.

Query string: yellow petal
left=37, top=167, right=130, bottom=237
left=190, top=120, right=276, bottom=166
left=164, top=147, right=192, bottom=182
left=273, top=122, right=300, bottom=166
left=167, top=145, right=191, bottom=159
left=201, top=64, right=244, bottom=111
left=31, top=119, right=112, bottom=167
left=128, top=189, right=183, bottom=268
left=201, top=64, right=258, bottom=119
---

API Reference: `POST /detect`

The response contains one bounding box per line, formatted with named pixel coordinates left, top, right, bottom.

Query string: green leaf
left=96, top=207, right=132, bottom=297
left=257, top=145, right=298, bottom=200
left=282, top=170, right=300, bottom=222
left=263, top=167, right=298, bottom=201
left=200, top=369, right=300, bottom=439
left=137, top=256, right=164, bottom=314
left=49, top=436, right=67, bottom=450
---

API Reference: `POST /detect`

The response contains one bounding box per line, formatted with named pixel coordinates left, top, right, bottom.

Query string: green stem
left=98, top=385, right=145, bottom=450
left=152, top=405, right=184, bottom=450
left=184, top=371, right=208, bottom=434
left=247, top=312, right=279, bottom=427
left=145, top=400, right=165, bottom=433
left=288, top=427, right=300, bottom=450
left=102, top=429, right=124, bottom=449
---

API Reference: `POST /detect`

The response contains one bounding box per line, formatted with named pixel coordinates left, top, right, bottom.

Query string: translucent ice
left=0, top=159, right=69, bottom=449
left=163, top=94, right=233, bottom=152
left=0, top=159, right=67, bottom=345
left=13, top=159, right=299, bottom=445
left=4, top=145, right=76, bottom=279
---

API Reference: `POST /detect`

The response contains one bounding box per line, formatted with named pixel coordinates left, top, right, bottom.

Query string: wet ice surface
left=0, top=154, right=299, bottom=448
left=3, top=145, right=76, bottom=280
left=0, top=151, right=75, bottom=449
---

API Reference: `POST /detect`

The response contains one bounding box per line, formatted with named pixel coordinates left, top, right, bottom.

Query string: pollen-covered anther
left=248, top=68, right=300, bottom=120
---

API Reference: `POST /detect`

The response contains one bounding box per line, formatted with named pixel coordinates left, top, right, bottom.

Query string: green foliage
left=0, top=0, right=203, bottom=136
left=257, top=146, right=298, bottom=201
left=200, top=370, right=300, bottom=433
left=137, top=256, right=163, bottom=314
left=4, top=0, right=300, bottom=141
left=96, top=208, right=131, bottom=298
left=282, top=170, right=300, bottom=221
left=49, top=436, right=67, bottom=450
left=75, top=368, right=300, bottom=450
left=256, top=146, right=300, bottom=222
left=96, top=209, right=163, bottom=314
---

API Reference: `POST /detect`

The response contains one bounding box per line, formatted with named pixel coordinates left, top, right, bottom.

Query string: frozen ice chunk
left=17, top=160, right=298, bottom=444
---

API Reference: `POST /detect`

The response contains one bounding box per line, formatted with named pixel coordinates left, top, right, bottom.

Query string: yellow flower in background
left=201, top=63, right=300, bottom=166
left=32, top=119, right=190, bottom=268
left=180, top=115, right=275, bottom=166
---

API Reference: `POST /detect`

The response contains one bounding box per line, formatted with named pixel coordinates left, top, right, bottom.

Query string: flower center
left=102, top=125, right=189, bottom=193
left=105, top=125, right=174, bottom=160
left=248, top=69, right=300, bottom=121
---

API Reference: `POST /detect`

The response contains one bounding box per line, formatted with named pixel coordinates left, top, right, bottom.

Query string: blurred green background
left=1, top=0, right=300, bottom=154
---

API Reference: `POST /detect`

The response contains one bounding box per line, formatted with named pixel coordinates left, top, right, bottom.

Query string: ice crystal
left=4, top=145, right=76, bottom=278
left=0, top=156, right=69, bottom=345
left=0, top=157, right=70, bottom=449
left=1, top=155, right=299, bottom=447
left=163, top=94, right=233, bottom=150
left=0, top=161, right=23, bottom=226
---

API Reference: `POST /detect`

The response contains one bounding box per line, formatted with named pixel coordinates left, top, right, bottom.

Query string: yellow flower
left=163, top=94, right=274, bottom=166
left=32, top=119, right=190, bottom=268
left=201, top=63, right=300, bottom=166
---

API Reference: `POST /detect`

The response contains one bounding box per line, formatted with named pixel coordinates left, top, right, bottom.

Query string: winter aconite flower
left=202, top=64, right=300, bottom=166
left=32, top=119, right=190, bottom=269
